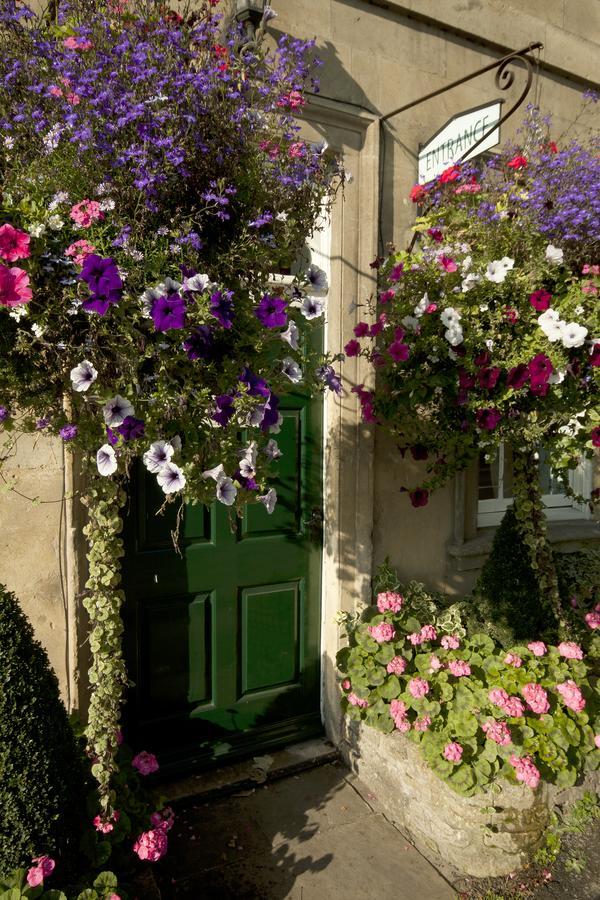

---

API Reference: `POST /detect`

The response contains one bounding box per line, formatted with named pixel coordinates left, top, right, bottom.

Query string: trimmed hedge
left=0, top=584, right=86, bottom=875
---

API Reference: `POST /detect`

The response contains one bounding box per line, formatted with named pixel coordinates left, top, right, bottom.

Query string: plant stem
left=512, top=447, right=566, bottom=631
left=81, top=475, right=128, bottom=814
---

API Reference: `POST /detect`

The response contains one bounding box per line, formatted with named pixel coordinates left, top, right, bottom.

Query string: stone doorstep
left=152, top=738, right=340, bottom=807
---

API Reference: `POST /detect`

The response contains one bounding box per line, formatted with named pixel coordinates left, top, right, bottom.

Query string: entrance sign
left=418, top=101, right=501, bottom=183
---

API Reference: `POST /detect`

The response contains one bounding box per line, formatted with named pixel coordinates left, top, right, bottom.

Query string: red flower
left=528, top=353, right=553, bottom=385
left=344, top=339, right=360, bottom=357
left=529, top=289, right=552, bottom=311
left=439, top=255, right=457, bottom=273
left=592, top=427, right=600, bottom=448
left=369, top=256, right=384, bottom=269
left=478, top=367, right=501, bottom=390
left=590, top=343, right=600, bottom=367
left=507, top=155, right=528, bottom=169
left=409, top=488, right=429, bottom=508
left=378, top=289, right=395, bottom=304
left=474, top=351, right=491, bottom=368
left=507, top=364, right=529, bottom=390
left=388, top=340, right=410, bottom=362
left=410, top=184, right=427, bottom=203
left=427, top=228, right=443, bottom=243
left=504, top=307, right=518, bottom=323
left=547, top=141, right=558, bottom=153
left=439, top=165, right=460, bottom=183
left=354, top=322, right=369, bottom=338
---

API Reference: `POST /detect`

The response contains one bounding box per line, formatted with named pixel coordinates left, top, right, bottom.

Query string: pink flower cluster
left=0, top=223, right=30, bottom=261
left=522, top=683, right=550, bottom=715
left=408, top=624, right=437, bottom=644
left=94, top=809, right=120, bottom=833
left=585, top=607, right=600, bottom=630
left=133, top=828, right=168, bottom=862
left=150, top=806, right=175, bottom=833
left=70, top=199, right=104, bottom=228
left=132, top=750, right=160, bottom=775
left=386, top=655, right=407, bottom=675
left=527, top=641, right=547, bottom=656
left=66, top=239, right=97, bottom=267
left=510, top=754, right=541, bottom=789
left=27, top=856, right=55, bottom=888
left=348, top=692, right=368, bottom=708
left=414, top=715, right=431, bottom=731
left=376, top=591, right=404, bottom=613
left=556, top=680, right=585, bottom=712
left=429, top=654, right=443, bottom=672
left=390, top=699, right=411, bottom=732
left=408, top=677, right=430, bottom=698
left=448, top=659, right=471, bottom=677
left=558, top=641, right=584, bottom=660
left=368, top=622, right=396, bottom=643
left=440, top=634, right=460, bottom=650
left=504, top=653, right=522, bottom=668
left=488, top=688, right=525, bottom=718
left=482, top=720, right=512, bottom=745
left=443, top=742, right=463, bottom=763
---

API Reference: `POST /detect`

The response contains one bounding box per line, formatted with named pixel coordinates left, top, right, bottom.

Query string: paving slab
left=157, top=760, right=456, bottom=899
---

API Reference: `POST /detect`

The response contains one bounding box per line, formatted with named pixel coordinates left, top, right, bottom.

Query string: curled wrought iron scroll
left=378, top=42, right=543, bottom=253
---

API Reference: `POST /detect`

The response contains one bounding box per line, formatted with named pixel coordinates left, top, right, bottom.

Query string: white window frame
left=477, top=443, right=593, bottom=528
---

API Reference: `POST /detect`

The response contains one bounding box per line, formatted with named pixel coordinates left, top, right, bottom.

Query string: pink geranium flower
left=440, top=634, right=460, bottom=650
left=368, top=622, right=396, bottom=643
left=70, top=199, right=104, bottom=228
left=595, top=735, right=600, bottom=749
left=341, top=679, right=351, bottom=690
left=448, top=659, right=471, bottom=677
left=0, top=265, right=33, bottom=306
left=419, top=624, right=437, bottom=642
left=414, top=715, right=431, bottom=731
left=556, top=680, right=585, bottom=712
left=408, top=678, right=430, bottom=698
left=27, top=856, right=55, bottom=887
left=443, top=742, right=463, bottom=762
left=557, top=641, right=584, bottom=660
left=482, top=720, right=512, bottom=745
left=509, top=754, right=540, bottom=789
left=348, top=692, right=368, bottom=708
left=528, top=641, right=547, bottom=656
left=132, top=750, right=160, bottom=775
left=376, top=591, right=403, bottom=614
left=585, top=609, right=600, bottom=629
left=504, top=653, right=522, bottom=668
left=133, top=828, right=168, bottom=862
left=429, top=654, right=443, bottom=672
left=0, top=223, right=30, bottom=261
left=386, top=655, right=407, bottom=675
left=522, top=683, right=550, bottom=715
left=390, top=699, right=411, bottom=731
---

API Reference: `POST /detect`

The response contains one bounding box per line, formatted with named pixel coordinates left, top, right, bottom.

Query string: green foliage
left=0, top=586, right=87, bottom=877
left=337, top=579, right=600, bottom=798
left=474, top=506, right=556, bottom=644
left=0, top=869, right=121, bottom=900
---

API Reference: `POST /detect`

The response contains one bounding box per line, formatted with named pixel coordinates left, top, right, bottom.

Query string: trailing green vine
left=81, top=477, right=128, bottom=815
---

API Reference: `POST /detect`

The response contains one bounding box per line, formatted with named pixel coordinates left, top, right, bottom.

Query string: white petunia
left=275, top=211, right=288, bottom=222
left=445, top=326, right=464, bottom=347
left=545, top=244, right=564, bottom=266
left=31, top=323, right=45, bottom=338
left=485, top=339, right=494, bottom=351
left=140, top=287, right=161, bottom=317
left=202, top=463, right=225, bottom=481
left=183, top=273, right=211, bottom=293
left=9, top=306, right=27, bottom=321
left=461, top=255, right=472, bottom=273
left=264, top=439, right=282, bottom=460
left=548, top=370, right=566, bottom=385
left=216, top=476, right=237, bottom=506
left=560, top=321, right=588, bottom=348
left=238, top=442, right=258, bottom=479
left=157, top=276, right=182, bottom=294
left=306, top=263, right=328, bottom=293
left=258, top=488, right=277, bottom=514
left=485, top=258, right=513, bottom=283
left=157, top=462, right=186, bottom=494
left=70, top=359, right=98, bottom=393
left=47, top=214, right=64, bottom=231
left=282, top=357, right=303, bottom=383
left=30, top=223, right=46, bottom=238
left=103, top=395, right=135, bottom=427
left=414, top=293, right=428, bottom=317
left=401, top=315, right=419, bottom=332
left=96, top=444, right=118, bottom=477
left=440, top=307, right=461, bottom=328
left=301, top=296, right=325, bottom=320
left=538, top=308, right=564, bottom=343
left=281, top=320, right=300, bottom=350
left=143, top=440, right=175, bottom=473
left=461, top=273, right=481, bottom=292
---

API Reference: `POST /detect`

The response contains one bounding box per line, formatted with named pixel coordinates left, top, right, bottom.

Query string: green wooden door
left=122, top=390, right=323, bottom=776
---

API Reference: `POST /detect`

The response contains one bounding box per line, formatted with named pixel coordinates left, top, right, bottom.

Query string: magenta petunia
left=0, top=223, right=30, bottom=261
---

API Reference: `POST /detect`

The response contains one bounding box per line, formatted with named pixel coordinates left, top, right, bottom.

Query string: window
left=477, top=445, right=593, bottom=528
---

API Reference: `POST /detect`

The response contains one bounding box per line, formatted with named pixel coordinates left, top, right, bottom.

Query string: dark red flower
left=529, top=289, right=552, bottom=311
left=388, top=340, right=410, bottom=362
left=369, top=256, right=384, bottom=270
left=344, top=339, right=360, bottom=357
left=507, top=364, right=529, bottom=390
left=427, top=227, right=443, bottom=243
left=476, top=408, right=502, bottom=430
left=592, top=427, right=600, bottom=448
left=354, top=322, right=369, bottom=338
left=478, top=367, right=501, bottom=390
left=458, top=368, right=476, bottom=389
left=590, top=343, right=600, bottom=367
left=474, top=351, right=491, bottom=368
left=409, top=488, right=429, bottom=507
left=528, top=353, right=553, bottom=384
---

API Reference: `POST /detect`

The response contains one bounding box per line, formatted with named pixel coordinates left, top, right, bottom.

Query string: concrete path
left=157, top=760, right=456, bottom=899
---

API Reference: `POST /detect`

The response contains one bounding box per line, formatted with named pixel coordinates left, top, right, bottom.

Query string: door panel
left=122, top=391, right=323, bottom=775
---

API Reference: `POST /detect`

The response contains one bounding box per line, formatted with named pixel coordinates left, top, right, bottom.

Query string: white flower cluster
left=202, top=439, right=279, bottom=513
left=485, top=257, right=514, bottom=284
left=538, top=309, right=588, bottom=348
left=440, top=307, right=463, bottom=346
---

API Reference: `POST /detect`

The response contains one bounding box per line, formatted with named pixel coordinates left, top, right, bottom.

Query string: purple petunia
left=151, top=293, right=186, bottom=331
left=212, top=394, right=236, bottom=427
left=209, top=290, right=234, bottom=329
left=0, top=406, right=8, bottom=422
left=239, top=367, right=271, bottom=398
left=79, top=255, right=123, bottom=315
left=254, top=294, right=288, bottom=329
left=183, top=325, right=217, bottom=361
left=316, top=365, right=342, bottom=394
left=59, top=423, right=78, bottom=441
left=117, top=416, right=145, bottom=441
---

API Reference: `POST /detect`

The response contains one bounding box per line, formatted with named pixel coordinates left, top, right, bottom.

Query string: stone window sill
left=448, top=519, right=600, bottom=572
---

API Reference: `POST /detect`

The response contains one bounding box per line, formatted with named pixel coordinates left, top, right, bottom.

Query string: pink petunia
left=0, top=265, right=32, bottom=306
left=0, top=223, right=30, bottom=261
left=439, top=255, right=458, bottom=273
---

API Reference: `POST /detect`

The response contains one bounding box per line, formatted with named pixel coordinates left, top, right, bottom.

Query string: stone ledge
left=340, top=718, right=600, bottom=878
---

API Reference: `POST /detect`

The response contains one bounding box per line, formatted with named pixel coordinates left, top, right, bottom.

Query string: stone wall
left=340, top=719, right=600, bottom=877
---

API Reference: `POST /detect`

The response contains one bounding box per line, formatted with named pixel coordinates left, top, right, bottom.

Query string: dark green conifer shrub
left=473, top=506, right=558, bottom=645
left=0, top=584, right=86, bottom=875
